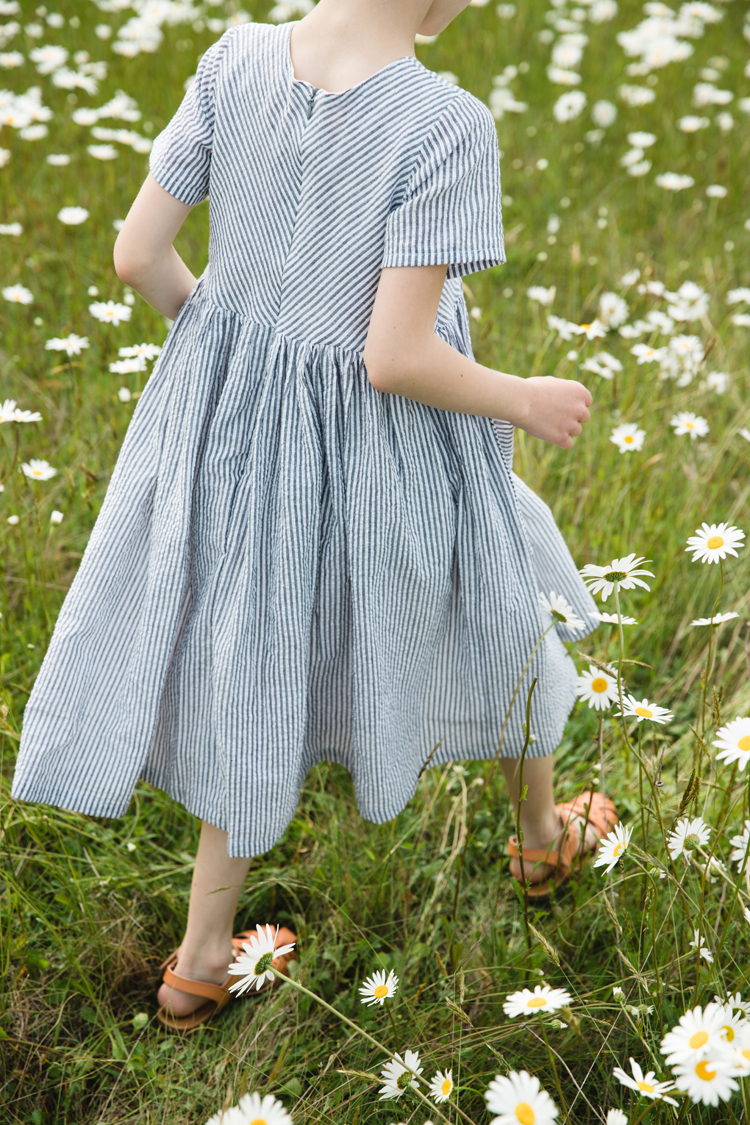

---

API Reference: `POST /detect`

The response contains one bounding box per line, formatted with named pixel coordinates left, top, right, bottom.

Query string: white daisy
left=110, top=358, right=146, bottom=374
left=226, top=924, right=296, bottom=995
left=378, top=1050, right=423, bottom=1100
left=539, top=591, right=584, bottom=630
left=655, top=172, right=695, bottom=191
left=618, top=694, right=672, bottom=725
left=594, top=823, right=632, bottom=874
left=689, top=930, right=713, bottom=963
left=576, top=320, right=607, bottom=340
left=0, top=400, right=42, bottom=423
left=428, top=1068, right=454, bottom=1104
left=579, top=554, right=653, bottom=601
left=87, top=143, right=118, bottom=160
left=2, top=283, right=33, bottom=304
left=735, top=1025, right=750, bottom=1074
left=671, top=1056, right=741, bottom=1106
left=660, top=1003, right=730, bottom=1067
left=612, top=1058, right=677, bottom=1105
left=590, top=611, right=639, bottom=625
left=610, top=423, right=646, bottom=453
left=21, top=458, right=56, bottom=480
left=527, top=285, right=556, bottom=305
left=485, top=1069, right=559, bottom=1125
left=667, top=816, right=710, bottom=861
left=716, top=1005, right=748, bottom=1047
left=729, top=821, right=750, bottom=874
left=45, top=333, right=90, bottom=356
left=503, top=984, right=572, bottom=1018
left=685, top=522, right=745, bottom=564
left=118, top=388, right=132, bottom=402
left=576, top=665, right=618, bottom=710
left=88, top=300, right=132, bottom=325
left=690, top=612, right=739, bottom=626
left=713, top=718, right=750, bottom=772
left=57, top=206, right=89, bottom=225
left=358, top=968, right=398, bottom=1006
left=47, top=153, right=71, bottom=165
left=670, top=412, right=709, bottom=439
left=204, top=1091, right=293, bottom=1125
left=605, top=1111, right=628, bottom=1125
left=119, top=342, right=161, bottom=360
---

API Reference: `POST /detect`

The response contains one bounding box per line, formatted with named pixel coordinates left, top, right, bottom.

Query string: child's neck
left=289, top=0, right=423, bottom=94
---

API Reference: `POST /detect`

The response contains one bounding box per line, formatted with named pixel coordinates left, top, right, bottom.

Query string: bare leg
left=157, top=820, right=252, bottom=1017
left=499, top=755, right=601, bottom=882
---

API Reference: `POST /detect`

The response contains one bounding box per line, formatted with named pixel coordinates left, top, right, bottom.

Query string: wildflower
left=727, top=287, right=750, bottom=305
left=50, top=510, right=63, bottom=523
left=618, top=695, right=673, bottom=725
left=379, top=1050, right=423, bottom=1100
left=553, top=90, right=586, bottom=122
left=706, top=184, right=727, bottom=199
left=729, top=821, right=750, bottom=874
left=2, top=283, right=33, bottom=304
left=205, top=1091, right=293, bottom=1125
left=575, top=665, right=618, bottom=711
left=705, top=855, right=727, bottom=884
left=87, top=143, right=118, bottom=160
left=45, top=334, right=89, bottom=356
left=655, top=173, right=695, bottom=191
left=716, top=1005, right=747, bottom=1047
left=713, top=718, right=750, bottom=772
left=539, top=591, right=584, bottom=630
left=119, top=342, right=161, bottom=360
left=57, top=206, right=89, bottom=225
left=46, top=153, right=71, bottom=165
left=731, top=313, right=750, bottom=327
left=613, top=986, right=625, bottom=999
left=605, top=1112, right=628, bottom=1125
left=0, top=221, right=22, bottom=235
left=612, top=1058, right=677, bottom=1106
left=527, top=285, right=556, bottom=305
left=671, top=412, right=709, bottom=439
left=661, top=1004, right=730, bottom=1066
left=666, top=281, right=709, bottom=322
left=689, top=930, right=713, bottom=963
left=592, top=99, right=617, bottom=126
left=610, top=423, right=645, bottom=453
left=110, top=358, right=146, bottom=374
left=428, top=1069, right=454, bottom=1103
left=21, top=459, right=56, bottom=480
left=619, top=85, right=656, bottom=107
left=594, top=823, right=632, bottom=874
left=576, top=320, right=607, bottom=340
left=744, top=907, right=750, bottom=926
left=630, top=343, right=659, bottom=364
left=678, top=114, right=709, bottom=131
left=503, top=984, right=572, bottom=1018
left=671, top=1056, right=741, bottom=1107
left=0, top=400, right=42, bottom=423
left=547, top=313, right=580, bottom=340
left=485, top=1069, right=559, bottom=1125
left=667, top=816, right=710, bottom=860
left=685, top=522, right=745, bottom=564
left=579, top=554, right=653, bottom=601
left=735, top=1025, right=750, bottom=1074
left=89, top=300, right=132, bottom=325
left=620, top=269, right=640, bottom=287
left=590, top=611, right=638, bottom=625
left=692, top=606, right=739, bottom=624
left=7, top=515, right=19, bottom=525
left=702, top=371, right=728, bottom=395
left=599, top=292, right=629, bottom=328
left=118, top=387, right=132, bottom=402
left=627, top=131, right=656, bottom=147
left=359, top=968, right=398, bottom=1006
left=226, top=924, right=296, bottom=995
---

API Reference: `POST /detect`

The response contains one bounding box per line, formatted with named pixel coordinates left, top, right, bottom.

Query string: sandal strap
left=508, top=825, right=580, bottom=871
left=557, top=791, right=618, bottom=840
left=162, top=964, right=231, bottom=1007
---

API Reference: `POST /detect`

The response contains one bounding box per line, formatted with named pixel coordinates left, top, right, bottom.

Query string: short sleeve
left=149, top=32, right=232, bottom=206
left=382, top=98, right=505, bottom=279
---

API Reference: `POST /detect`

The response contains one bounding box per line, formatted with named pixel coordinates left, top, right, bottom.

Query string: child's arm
left=363, top=265, right=591, bottom=450
left=113, top=174, right=197, bottom=320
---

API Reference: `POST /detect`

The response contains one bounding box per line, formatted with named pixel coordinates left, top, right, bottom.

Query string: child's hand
left=514, top=376, right=592, bottom=449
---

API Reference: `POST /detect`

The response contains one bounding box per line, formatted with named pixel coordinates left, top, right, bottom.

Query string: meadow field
left=2, top=0, right=750, bottom=1121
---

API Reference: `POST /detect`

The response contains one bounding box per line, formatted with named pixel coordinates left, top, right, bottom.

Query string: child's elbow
left=113, top=234, right=149, bottom=287
left=364, top=345, right=414, bottom=396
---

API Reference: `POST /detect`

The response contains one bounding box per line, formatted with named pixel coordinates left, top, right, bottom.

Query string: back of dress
left=150, top=21, right=506, bottom=350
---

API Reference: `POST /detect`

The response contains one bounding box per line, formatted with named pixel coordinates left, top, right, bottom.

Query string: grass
left=2, top=0, right=750, bottom=1121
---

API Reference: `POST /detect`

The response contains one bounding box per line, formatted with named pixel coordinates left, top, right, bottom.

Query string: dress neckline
left=284, top=22, right=419, bottom=98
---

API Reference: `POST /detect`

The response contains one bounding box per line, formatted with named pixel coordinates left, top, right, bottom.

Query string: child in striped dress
left=12, top=0, right=617, bottom=1027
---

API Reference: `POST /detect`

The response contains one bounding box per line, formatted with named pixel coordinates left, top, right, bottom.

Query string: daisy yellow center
left=250, top=1119, right=268, bottom=1125
left=695, top=1060, right=716, bottom=1082
left=604, top=570, right=627, bottom=582
left=685, top=422, right=695, bottom=429
left=706, top=536, right=723, bottom=550
left=441, top=1078, right=452, bottom=1095
left=613, top=842, right=625, bottom=857
left=722, top=1025, right=735, bottom=1042
left=634, top=706, right=653, bottom=718
left=515, top=1103, right=536, bottom=1125
left=580, top=323, right=591, bottom=329
left=689, top=1031, right=709, bottom=1049
left=373, top=984, right=389, bottom=999
left=624, top=435, right=634, bottom=443
left=254, top=952, right=273, bottom=975
left=637, top=1081, right=655, bottom=1093
left=742, top=1049, right=750, bottom=1062
left=737, top=736, right=750, bottom=752
left=527, top=997, right=547, bottom=1008
left=591, top=678, right=609, bottom=693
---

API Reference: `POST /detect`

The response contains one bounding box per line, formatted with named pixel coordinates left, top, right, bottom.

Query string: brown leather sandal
left=156, top=925, right=297, bottom=1032
left=508, top=790, right=619, bottom=899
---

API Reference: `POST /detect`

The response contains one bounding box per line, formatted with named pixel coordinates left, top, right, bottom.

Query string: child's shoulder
left=409, top=67, right=499, bottom=146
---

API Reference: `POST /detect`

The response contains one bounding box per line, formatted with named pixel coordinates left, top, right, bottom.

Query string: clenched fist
left=512, top=376, right=593, bottom=449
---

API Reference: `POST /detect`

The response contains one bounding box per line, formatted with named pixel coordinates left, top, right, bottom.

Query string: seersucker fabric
left=12, top=21, right=597, bottom=857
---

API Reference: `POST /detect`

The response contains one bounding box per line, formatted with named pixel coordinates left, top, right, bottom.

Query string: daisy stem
left=270, top=968, right=476, bottom=1125
left=710, top=803, right=750, bottom=978
left=537, top=1015, right=572, bottom=1124
left=700, top=558, right=723, bottom=737
left=612, top=583, right=630, bottom=779
left=385, top=1002, right=399, bottom=1045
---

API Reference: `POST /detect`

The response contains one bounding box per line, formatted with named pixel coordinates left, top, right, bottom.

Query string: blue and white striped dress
left=12, top=22, right=596, bottom=857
